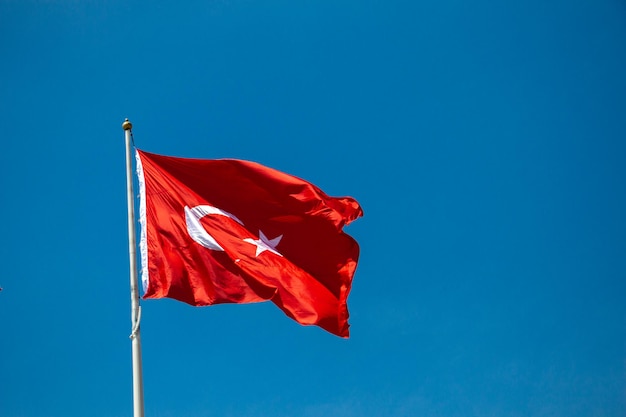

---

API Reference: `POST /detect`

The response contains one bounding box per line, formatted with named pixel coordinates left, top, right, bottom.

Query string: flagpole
left=123, top=118, right=145, bottom=417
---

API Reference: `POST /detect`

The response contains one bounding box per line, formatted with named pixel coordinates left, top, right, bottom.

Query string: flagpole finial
left=122, top=118, right=133, bottom=131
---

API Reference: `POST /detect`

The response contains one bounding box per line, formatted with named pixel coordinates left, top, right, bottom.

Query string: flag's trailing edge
left=134, top=148, right=362, bottom=337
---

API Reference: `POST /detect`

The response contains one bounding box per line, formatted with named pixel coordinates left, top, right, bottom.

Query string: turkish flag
left=135, top=149, right=362, bottom=337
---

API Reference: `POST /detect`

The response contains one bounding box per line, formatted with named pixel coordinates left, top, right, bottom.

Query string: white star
left=243, top=230, right=283, bottom=257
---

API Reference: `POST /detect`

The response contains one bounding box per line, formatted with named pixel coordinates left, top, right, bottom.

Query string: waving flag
left=135, top=149, right=362, bottom=337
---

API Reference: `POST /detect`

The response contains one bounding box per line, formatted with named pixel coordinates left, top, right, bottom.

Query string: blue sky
left=1, top=1, right=625, bottom=416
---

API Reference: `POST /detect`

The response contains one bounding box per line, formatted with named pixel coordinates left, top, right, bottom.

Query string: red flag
left=135, top=149, right=362, bottom=337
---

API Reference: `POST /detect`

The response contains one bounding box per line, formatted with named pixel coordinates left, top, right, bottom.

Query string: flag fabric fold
left=135, top=149, right=362, bottom=337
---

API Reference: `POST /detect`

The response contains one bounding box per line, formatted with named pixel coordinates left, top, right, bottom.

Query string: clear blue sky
left=2, top=1, right=625, bottom=416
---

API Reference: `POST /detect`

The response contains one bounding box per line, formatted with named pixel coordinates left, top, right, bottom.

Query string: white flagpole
left=123, top=118, right=145, bottom=417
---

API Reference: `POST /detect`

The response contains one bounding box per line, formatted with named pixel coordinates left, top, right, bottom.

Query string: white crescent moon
left=184, top=205, right=244, bottom=251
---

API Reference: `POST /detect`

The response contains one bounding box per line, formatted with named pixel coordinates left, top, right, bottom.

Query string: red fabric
left=136, top=149, right=362, bottom=337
